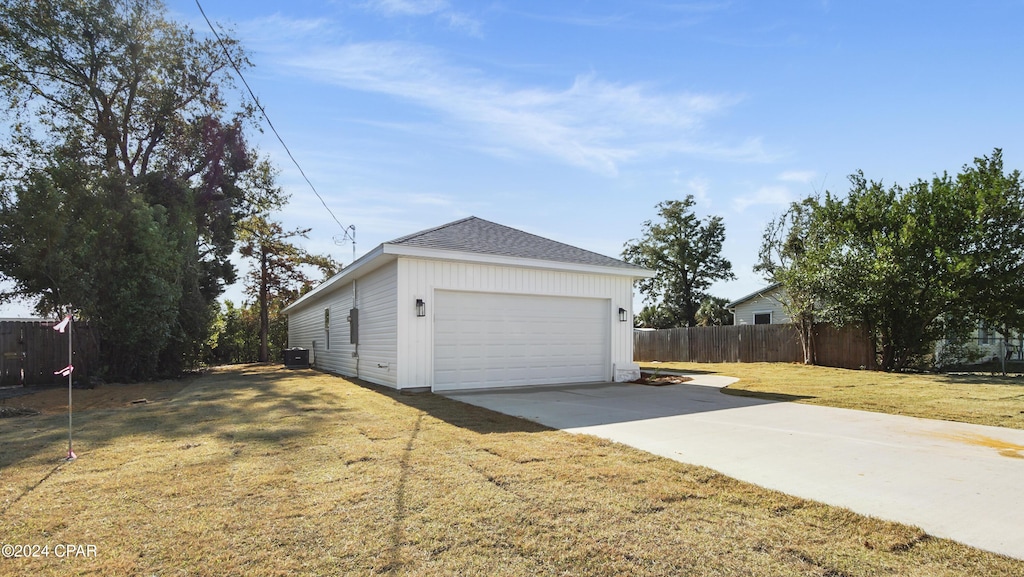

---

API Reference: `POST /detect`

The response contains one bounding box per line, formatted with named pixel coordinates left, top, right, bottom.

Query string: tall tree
left=755, top=198, right=823, bottom=364
left=954, top=151, right=1024, bottom=340
left=775, top=150, right=1024, bottom=371
left=623, top=197, right=735, bottom=327
left=238, top=217, right=339, bottom=362
left=0, top=0, right=255, bottom=378
left=794, top=175, right=962, bottom=371
left=236, top=161, right=339, bottom=362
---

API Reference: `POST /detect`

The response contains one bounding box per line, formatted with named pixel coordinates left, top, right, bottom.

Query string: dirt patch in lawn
left=633, top=372, right=693, bottom=386
left=0, top=406, right=39, bottom=418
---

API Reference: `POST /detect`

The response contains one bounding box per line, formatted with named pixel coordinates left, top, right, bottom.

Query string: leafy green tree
left=634, top=304, right=674, bottom=329
left=814, top=172, right=979, bottom=370
left=755, top=198, right=823, bottom=364
left=0, top=0, right=254, bottom=378
left=207, top=300, right=260, bottom=365
left=695, top=296, right=733, bottom=326
left=773, top=150, right=1024, bottom=371
left=623, top=197, right=736, bottom=327
left=953, top=151, right=1024, bottom=340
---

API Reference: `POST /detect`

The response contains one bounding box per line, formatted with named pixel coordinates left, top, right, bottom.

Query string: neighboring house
left=726, top=283, right=791, bottom=325
left=936, top=321, right=1024, bottom=365
left=282, top=217, right=654, bottom=392
left=725, top=285, right=1023, bottom=365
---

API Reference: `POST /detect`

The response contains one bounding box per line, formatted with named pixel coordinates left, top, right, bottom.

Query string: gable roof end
left=726, top=282, right=784, bottom=309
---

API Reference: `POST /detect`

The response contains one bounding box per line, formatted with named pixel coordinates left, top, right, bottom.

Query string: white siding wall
left=354, top=261, right=398, bottom=387
left=396, top=257, right=638, bottom=389
left=286, top=262, right=398, bottom=388
left=732, top=290, right=791, bottom=325
left=287, top=280, right=355, bottom=375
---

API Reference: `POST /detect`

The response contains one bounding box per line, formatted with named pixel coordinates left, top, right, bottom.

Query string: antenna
left=334, top=225, right=356, bottom=264
left=813, top=173, right=829, bottom=197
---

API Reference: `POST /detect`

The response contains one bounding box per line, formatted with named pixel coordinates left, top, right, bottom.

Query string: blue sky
left=4, top=0, right=1024, bottom=317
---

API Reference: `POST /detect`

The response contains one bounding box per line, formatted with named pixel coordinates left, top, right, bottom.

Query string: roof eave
left=281, top=244, right=391, bottom=314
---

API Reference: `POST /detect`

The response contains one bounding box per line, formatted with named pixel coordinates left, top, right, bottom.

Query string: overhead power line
left=194, top=0, right=356, bottom=256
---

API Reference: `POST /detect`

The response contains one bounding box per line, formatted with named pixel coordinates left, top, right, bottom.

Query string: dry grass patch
left=2, top=364, right=1022, bottom=576
left=642, top=362, right=1024, bottom=430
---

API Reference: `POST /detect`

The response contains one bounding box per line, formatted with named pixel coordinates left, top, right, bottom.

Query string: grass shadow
left=0, top=364, right=352, bottom=475
left=343, top=376, right=555, bottom=436
left=719, top=388, right=817, bottom=403
left=938, top=372, right=1024, bottom=386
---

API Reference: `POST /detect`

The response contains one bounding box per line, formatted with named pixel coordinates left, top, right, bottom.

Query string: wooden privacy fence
left=634, top=323, right=875, bottom=370
left=0, top=320, right=100, bottom=387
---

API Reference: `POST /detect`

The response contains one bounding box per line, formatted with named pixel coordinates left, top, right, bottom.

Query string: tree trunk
left=798, top=317, right=816, bottom=365
left=879, top=331, right=895, bottom=371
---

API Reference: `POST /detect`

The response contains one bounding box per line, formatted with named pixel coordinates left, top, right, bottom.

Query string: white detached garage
left=282, top=217, right=653, bottom=392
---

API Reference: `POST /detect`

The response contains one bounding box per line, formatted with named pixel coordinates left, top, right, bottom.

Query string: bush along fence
left=0, top=320, right=100, bottom=387
left=634, top=323, right=876, bottom=370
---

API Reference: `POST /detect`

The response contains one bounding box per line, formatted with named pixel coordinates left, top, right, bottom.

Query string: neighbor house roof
left=389, top=216, right=646, bottom=270
left=283, top=216, right=652, bottom=314
left=725, top=282, right=784, bottom=309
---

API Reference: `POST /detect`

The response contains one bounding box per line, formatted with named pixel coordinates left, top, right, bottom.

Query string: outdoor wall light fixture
left=415, top=298, right=426, bottom=317
left=618, top=307, right=628, bottom=322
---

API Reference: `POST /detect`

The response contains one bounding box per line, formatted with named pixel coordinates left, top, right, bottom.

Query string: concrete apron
left=442, top=376, right=1024, bottom=561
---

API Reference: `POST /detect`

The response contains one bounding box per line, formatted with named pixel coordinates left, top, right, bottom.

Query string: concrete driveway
left=442, top=375, right=1024, bottom=560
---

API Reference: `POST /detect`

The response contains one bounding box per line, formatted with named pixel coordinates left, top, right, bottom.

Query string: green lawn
left=641, top=361, right=1024, bottom=429
left=2, top=364, right=1022, bottom=575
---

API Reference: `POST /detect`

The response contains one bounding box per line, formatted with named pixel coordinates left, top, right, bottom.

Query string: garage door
left=433, top=291, right=610, bottom=391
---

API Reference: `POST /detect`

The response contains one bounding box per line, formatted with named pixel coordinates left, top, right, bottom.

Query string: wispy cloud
left=284, top=41, right=764, bottom=175
left=236, top=14, right=336, bottom=48
left=778, top=169, right=816, bottom=183
left=685, top=176, right=712, bottom=207
left=367, top=0, right=448, bottom=16
left=502, top=2, right=732, bottom=31
left=407, top=193, right=454, bottom=206
left=732, top=169, right=821, bottom=211
left=732, top=184, right=794, bottom=212
left=361, top=0, right=482, bottom=35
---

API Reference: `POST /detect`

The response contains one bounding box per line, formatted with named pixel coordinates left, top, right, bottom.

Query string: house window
left=754, top=312, right=772, bottom=325
left=324, top=308, right=330, bottom=350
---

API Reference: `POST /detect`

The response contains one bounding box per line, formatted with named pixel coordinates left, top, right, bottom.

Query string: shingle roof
left=388, top=216, right=644, bottom=270
left=725, top=282, right=784, bottom=309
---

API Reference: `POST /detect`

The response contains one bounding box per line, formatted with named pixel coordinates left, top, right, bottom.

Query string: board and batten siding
left=287, top=261, right=398, bottom=388
left=731, top=289, right=791, bottom=325
left=287, top=278, right=355, bottom=375
left=353, top=261, right=398, bottom=387
left=395, top=257, right=637, bottom=390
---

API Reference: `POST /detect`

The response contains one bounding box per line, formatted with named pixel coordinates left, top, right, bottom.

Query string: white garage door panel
left=434, top=291, right=610, bottom=391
